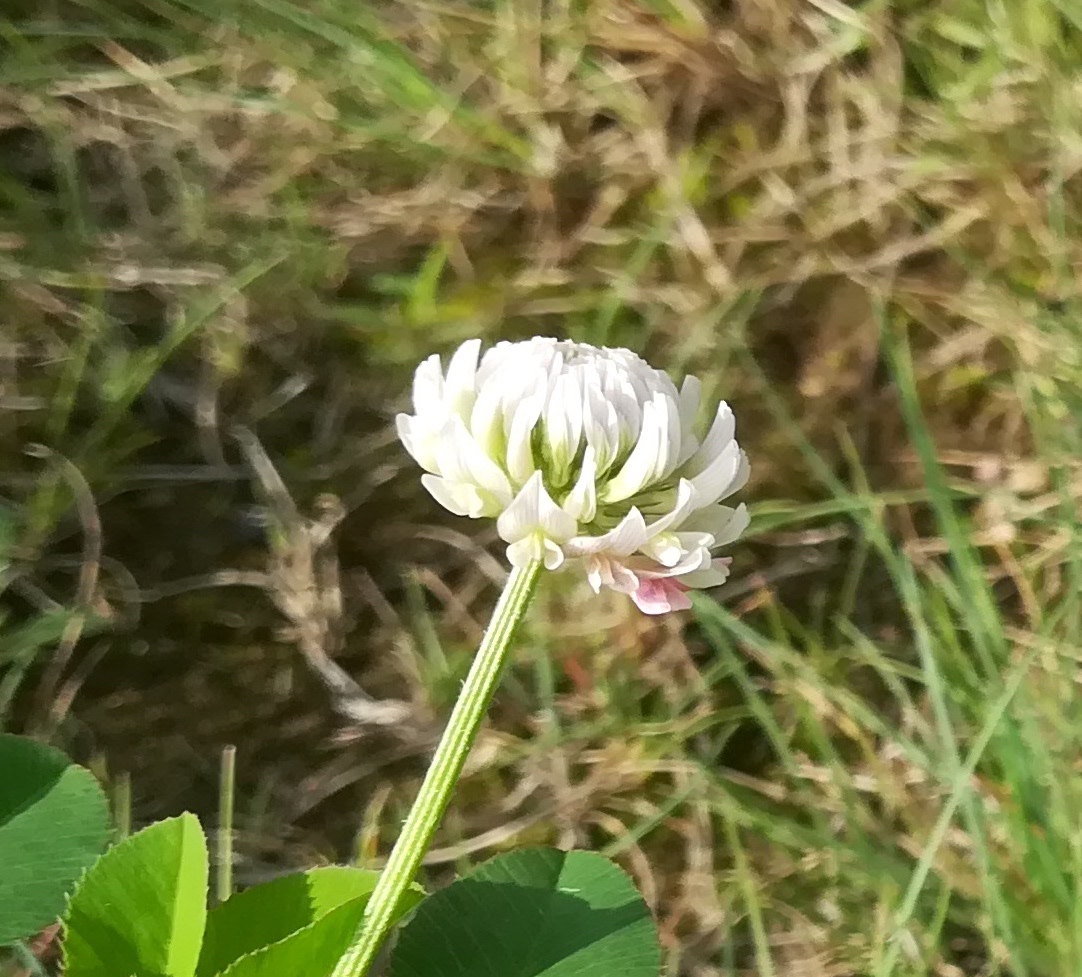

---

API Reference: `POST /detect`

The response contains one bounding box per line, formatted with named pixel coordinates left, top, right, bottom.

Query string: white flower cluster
left=397, top=337, right=749, bottom=614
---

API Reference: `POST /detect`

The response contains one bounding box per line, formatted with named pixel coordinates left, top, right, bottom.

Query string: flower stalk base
left=331, top=560, right=544, bottom=977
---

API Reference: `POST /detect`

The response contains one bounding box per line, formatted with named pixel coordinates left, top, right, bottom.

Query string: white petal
left=675, top=531, right=715, bottom=553
left=506, top=395, right=544, bottom=485
left=610, top=382, right=642, bottom=446
left=653, top=392, right=682, bottom=481
left=676, top=376, right=702, bottom=466
left=469, top=382, right=504, bottom=459
left=688, top=441, right=743, bottom=508
left=606, top=509, right=650, bottom=556
left=496, top=470, right=573, bottom=542
left=421, top=474, right=483, bottom=517
left=566, top=507, right=648, bottom=557
left=642, top=533, right=683, bottom=567
left=546, top=348, right=566, bottom=385
left=396, top=413, right=418, bottom=460
left=725, top=450, right=751, bottom=500
left=644, top=478, right=697, bottom=537
left=434, top=424, right=472, bottom=483
left=562, top=446, right=598, bottom=522
left=541, top=538, right=565, bottom=570
left=506, top=529, right=566, bottom=571
left=682, top=401, right=735, bottom=477
left=583, top=555, right=639, bottom=594
left=402, top=417, right=445, bottom=472
left=702, top=400, right=736, bottom=454
left=536, top=479, right=577, bottom=542
left=631, top=543, right=710, bottom=578
left=685, top=503, right=739, bottom=538
left=412, top=354, right=445, bottom=415
left=641, top=527, right=711, bottom=568
left=585, top=559, right=604, bottom=593
left=497, top=471, right=544, bottom=543
left=450, top=418, right=513, bottom=504
left=680, top=557, right=733, bottom=590
left=583, top=384, right=620, bottom=474
left=444, top=339, right=482, bottom=416
left=602, top=400, right=663, bottom=503
left=607, top=559, right=640, bottom=593
left=507, top=535, right=540, bottom=568
left=544, top=372, right=582, bottom=469
left=711, top=502, right=750, bottom=546
left=668, top=540, right=713, bottom=573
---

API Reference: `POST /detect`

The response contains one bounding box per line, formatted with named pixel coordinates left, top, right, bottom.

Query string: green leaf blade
left=197, top=865, right=423, bottom=977
left=63, top=812, right=209, bottom=977
left=0, top=734, right=110, bottom=945
left=213, top=896, right=369, bottom=977
left=389, top=848, right=661, bottom=977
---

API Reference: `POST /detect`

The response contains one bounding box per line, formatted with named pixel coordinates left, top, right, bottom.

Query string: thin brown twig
left=232, top=425, right=413, bottom=729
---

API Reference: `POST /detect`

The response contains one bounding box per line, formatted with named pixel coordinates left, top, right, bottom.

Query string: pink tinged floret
left=584, top=555, right=640, bottom=595
left=631, top=577, right=693, bottom=615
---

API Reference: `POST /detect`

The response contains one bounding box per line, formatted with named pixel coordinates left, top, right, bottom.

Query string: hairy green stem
left=331, top=560, right=543, bottom=977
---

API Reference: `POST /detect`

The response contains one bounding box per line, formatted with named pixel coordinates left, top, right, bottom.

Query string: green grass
left=3, top=0, right=1082, bottom=973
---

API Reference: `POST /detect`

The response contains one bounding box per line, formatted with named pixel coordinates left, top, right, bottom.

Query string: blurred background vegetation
left=3, top=0, right=1082, bottom=974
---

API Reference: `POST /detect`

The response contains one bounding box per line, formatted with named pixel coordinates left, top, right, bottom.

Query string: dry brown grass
left=4, top=0, right=1082, bottom=973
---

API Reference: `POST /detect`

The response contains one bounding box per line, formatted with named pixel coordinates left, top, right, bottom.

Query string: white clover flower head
left=397, top=337, right=750, bottom=615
